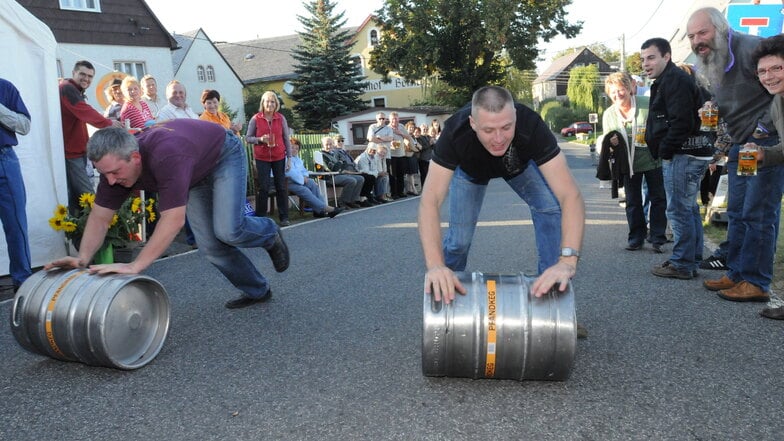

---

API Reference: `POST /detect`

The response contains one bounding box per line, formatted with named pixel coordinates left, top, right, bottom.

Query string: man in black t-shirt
left=418, top=86, right=585, bottom=302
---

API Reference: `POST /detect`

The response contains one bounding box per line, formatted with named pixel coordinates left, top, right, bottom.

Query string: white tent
left=0, top=0, right=69, bottom=275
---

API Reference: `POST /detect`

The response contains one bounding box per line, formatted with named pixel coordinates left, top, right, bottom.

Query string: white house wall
left=57, top=42, right=174, bottom=114
left=172, top=31, right=245, bottom=124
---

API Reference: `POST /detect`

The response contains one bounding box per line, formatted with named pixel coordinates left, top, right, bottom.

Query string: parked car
left=560, top=122, right=593, bottom=137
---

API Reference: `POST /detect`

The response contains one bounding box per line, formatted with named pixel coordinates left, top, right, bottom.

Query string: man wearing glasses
left=688, top=8, right=783, bottom=312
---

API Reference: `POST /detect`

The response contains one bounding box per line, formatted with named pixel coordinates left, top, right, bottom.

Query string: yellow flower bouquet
left=49, top=193, right=157, bottom=249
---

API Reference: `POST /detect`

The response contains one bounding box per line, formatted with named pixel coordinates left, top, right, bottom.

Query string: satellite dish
left=283, top=81, right=295, bottom=95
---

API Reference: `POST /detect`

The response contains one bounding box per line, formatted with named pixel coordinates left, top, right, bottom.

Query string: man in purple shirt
left=46, top=119, right=289, bottom=309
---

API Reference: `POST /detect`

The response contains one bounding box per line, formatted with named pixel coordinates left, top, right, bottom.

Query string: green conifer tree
left=290, top=0, right=367, bottom=131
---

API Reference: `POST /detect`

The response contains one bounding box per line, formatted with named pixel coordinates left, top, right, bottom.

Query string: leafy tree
left=541, top=103, right=578, bottom=133
left=505, top=65, right=536, bottom=107
left=371, top=0, right=581, bottom=104
left=566, top=64, right=600, bottom=114
left=625, top=51, right=643, bottom=76
left=290, top=0, right=367, bottom=131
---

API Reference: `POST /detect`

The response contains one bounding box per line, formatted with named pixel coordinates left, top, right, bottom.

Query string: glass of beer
left=634, top=127, right=647, bottom=147
left=738, top=143, right=758, bottom=176
left=391, top=140, right=401, bottom=150
left=700, top=103, right=719, bottom=132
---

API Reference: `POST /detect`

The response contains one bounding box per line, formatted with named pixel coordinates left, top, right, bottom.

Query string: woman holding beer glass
left=601, top=72, right=667, bottom=253
left=246, top=91, right=292, bottom=226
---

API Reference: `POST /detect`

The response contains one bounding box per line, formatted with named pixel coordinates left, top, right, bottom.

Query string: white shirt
left=157, top=103, right=199, bottom=121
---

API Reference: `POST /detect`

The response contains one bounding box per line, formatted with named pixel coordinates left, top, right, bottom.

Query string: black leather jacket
left=645, top=61, right=710, bottom=159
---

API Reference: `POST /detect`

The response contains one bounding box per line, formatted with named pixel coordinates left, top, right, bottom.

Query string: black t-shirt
left=432, top=102, right=560, bottom=181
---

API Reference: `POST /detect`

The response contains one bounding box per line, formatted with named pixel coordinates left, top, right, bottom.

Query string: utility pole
left=620, top=33, right=626, bottom=72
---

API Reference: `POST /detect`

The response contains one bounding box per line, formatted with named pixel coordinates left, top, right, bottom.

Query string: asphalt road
left=2, top=142, right=782, bottom=440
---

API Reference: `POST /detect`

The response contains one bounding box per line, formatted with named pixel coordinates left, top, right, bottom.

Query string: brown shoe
left=703, top=275, right=736, bottom=292
left=717, top=281, right=770, bottom=302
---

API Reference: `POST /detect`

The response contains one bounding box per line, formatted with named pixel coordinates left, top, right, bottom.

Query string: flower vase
left=93, top=243, right=114, bottom=264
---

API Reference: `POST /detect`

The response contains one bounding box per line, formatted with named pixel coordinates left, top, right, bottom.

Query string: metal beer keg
left=10, top=269, right=170, bottom=370
left=422, top=272, right=576, bottom=381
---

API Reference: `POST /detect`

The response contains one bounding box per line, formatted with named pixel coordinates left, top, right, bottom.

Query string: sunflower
left=79, top=193, right=95, bottom=209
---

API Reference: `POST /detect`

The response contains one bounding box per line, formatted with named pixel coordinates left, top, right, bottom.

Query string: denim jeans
left=725, top=138, right=784, bottom=291
left=662, top=154, right=709, bottom=272
left=65, top=155, right=94, bottom=214
left=256, top=158, right=288, bottom=220
left=623, top=167, right=666, bottom=246
left=0, top=146, right=31, bottom=286
left=443, top=162, right=561, bottom=275
left=287, top=178, right=326, bottom=213
left=187, top=132, right=281, bottom=298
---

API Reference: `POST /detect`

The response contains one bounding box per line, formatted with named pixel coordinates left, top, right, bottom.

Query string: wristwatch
left=560, top=247, right=580, bottom=259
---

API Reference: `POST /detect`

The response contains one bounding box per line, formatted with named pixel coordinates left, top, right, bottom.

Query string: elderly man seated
left=286, top=137, right=342, bottom=218
left=320, top=136, right=365, bottom=208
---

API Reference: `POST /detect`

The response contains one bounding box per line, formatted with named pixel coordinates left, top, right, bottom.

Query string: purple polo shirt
left=95, top=119, right=226, bottom=211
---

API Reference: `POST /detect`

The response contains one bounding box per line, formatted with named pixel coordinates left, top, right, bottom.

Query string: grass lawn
left=701, top=203, right=784, bottom=292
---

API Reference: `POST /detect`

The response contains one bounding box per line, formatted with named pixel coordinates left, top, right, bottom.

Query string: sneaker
left=225, top=289, right=272, bottom=309
left=327, top=207, right=343, bottom=218
left=717, top=281, right=769, bottom=302
left=703, top=275, right=736, bottom=292
left=625, top=242, right=643, bottom=251
left=266, top=229, right=290, bottom=272
left=279, top=219, right=291, bottom=227
left=699, top=255, right=728, bottom=271
left=651, top=261, right=693, bottom=280
left=652, top=243, right=664, bottom=254
left=760, top=305, right=784, bottom=320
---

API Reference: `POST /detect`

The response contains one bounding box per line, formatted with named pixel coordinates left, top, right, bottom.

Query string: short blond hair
left=120, top=76, right=140, bottom=100
left=604, top=72, right=633, bottom=97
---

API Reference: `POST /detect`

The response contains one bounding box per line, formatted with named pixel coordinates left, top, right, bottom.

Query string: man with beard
left=689, top=8, right=784, bottom=307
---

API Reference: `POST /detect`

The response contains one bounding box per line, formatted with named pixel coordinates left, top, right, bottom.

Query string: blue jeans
left=662, top=155, right=709, bottom=272
left=443, top=162, right=561, bottom=275
left=0, top=146, right=31, bottom=286
left=187, top=132, right=281, bottom=298
left=287, top=177, right=326, bottom=213
left=725, top=139, right=784, bottom=291
left=624, top=167, right=666, bottom=246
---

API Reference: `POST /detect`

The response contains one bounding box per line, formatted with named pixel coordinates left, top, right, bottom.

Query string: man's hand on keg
left=531, top=260, right=576, bottom=297
left=44, top=256, right=86, bottom=270
left=88, top=263, right=141, bottom=275
left=424, top=265, right=466, bottom=304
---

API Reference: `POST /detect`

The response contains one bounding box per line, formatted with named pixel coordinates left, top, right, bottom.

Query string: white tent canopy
left=0, top=0, right=69, bottom=276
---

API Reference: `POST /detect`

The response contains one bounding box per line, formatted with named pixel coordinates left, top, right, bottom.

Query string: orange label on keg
left=44, top=270, right=86, bottom=357
left=485, top=280, right=497, bottom=377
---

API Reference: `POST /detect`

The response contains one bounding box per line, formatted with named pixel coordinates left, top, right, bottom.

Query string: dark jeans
left=418, top=159, right=430, bottom=185
left=390, top=156, right=407, bottom=197
left=255, top=158, right=288, bottom=221
left=624, top=167, right=667, bottom=246
left=359, top=173, right=376, bottom=198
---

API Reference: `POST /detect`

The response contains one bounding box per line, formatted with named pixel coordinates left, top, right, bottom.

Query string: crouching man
left=45, top=119, right=289, bottom=309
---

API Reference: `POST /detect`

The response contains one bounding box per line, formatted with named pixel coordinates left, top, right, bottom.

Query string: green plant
left=49, top=193, right=157, bottom=248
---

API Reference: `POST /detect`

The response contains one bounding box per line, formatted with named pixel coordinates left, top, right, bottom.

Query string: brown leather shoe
left=717, top=281, right=770, bottom=302
left=703, top=275, right=736, bottom=292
